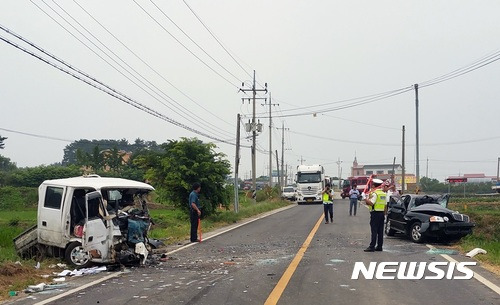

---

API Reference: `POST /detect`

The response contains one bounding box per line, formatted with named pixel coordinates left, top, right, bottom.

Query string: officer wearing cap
left=364, top=179, right=390, bottom=252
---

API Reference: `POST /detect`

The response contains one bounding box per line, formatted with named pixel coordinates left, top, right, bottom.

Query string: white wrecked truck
left=13, top=175, right=163, bottom=267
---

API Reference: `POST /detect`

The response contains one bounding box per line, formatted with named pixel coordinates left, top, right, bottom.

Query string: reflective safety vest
left=372, top=189, right=387, bottom=211
left=322, top=192, right=332, bottom=204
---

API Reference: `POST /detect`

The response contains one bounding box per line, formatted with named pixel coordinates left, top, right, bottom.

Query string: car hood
left=410, top=204, right=454, bottom=214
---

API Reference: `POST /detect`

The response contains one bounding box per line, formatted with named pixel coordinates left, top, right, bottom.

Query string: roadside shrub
left=0, top=187, right=38, bottom=210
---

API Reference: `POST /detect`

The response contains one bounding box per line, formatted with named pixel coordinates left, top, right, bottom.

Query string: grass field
left=0, top=209, right=37, bottom=262
left=448, top=201, right=500, bottom=267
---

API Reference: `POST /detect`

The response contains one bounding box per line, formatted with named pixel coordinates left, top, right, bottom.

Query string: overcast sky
left=1, top=0, right=499, bottom=182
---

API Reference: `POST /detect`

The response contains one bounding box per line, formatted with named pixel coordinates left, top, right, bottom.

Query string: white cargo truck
left=13, top=175, right=163, bottom=268
left=295, top=164, right=326, bottom=204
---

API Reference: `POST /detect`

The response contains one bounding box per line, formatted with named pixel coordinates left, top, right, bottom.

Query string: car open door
left=390, top=195, right=409, bottom=232
left=83, top=191, right=111, bottom=262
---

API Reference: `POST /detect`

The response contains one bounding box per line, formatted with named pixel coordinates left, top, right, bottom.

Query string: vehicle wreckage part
left=148, top=239, right=165, bottom=249
left=466, top=248, right=487, bottom=258
left=65, top=241, right=92, bottom=268
left=135, top=242, right=148, bottom=265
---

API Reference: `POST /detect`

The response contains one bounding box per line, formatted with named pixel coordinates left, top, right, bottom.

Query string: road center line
left=264, top=213, right=324, bottom=305
left=426, top=244, right=500, bottom=295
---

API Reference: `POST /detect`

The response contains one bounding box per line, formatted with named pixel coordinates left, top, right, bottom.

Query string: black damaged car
left=385, top=194, right=475, bottom=243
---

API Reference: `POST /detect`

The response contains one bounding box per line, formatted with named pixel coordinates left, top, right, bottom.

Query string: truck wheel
left=385, top=220, right=395, bottom=237
left=34, top=244, right=46, bottom=262
left=409, top=222, right=425, bottom=243
left=65, top=242, right=92, bottom=268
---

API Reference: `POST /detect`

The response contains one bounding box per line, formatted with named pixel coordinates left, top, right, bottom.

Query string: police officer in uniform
left=364, top=179, right=390, bottom=252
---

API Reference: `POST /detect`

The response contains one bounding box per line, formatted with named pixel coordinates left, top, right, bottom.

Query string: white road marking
left=31, top=204, right=296, bottom=304
left=426, top=244, right=500, bottom=295
left=33, top=272, right=123, bottom=305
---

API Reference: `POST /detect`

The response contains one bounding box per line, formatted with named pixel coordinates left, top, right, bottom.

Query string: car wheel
left=65, top=241, right=92, bottom=268
left=409, top=222, right=425, bottom=243
left=385, top=220, right=395, bottom=236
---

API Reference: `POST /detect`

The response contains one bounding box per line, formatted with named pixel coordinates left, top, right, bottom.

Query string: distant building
left=446, top=173, right=496, bottom=184
left=351, top=157, right=402, bottom=176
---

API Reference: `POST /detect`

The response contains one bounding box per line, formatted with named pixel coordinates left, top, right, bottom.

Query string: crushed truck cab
left=14, top=175, right=162, bottom=268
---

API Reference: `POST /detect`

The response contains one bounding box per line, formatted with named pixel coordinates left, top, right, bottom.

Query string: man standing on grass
left=189, top=182, right=202, bottom=242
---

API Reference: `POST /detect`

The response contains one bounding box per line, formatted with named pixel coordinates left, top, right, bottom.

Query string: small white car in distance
left=281, top=186, right=297, bottom=201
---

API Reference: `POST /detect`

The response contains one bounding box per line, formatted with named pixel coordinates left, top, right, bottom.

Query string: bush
left=0, top=187, right=37, bottom=210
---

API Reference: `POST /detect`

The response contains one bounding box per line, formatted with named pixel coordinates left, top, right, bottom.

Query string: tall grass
left=448, top=202, right=499, bottom=266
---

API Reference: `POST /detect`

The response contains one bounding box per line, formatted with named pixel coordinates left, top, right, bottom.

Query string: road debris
left=465, top=248, right=487, bottom=258
left=426, top=248, right=458, bottom=255
left=24, top=283, right=69, bottom=294
left=56, top=266, right=108, bottom=277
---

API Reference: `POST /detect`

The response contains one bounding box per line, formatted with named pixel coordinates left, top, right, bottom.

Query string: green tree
left=0, top=155, right=16, bottom=172
left=5, top=165, right=82, bottom=187
left=0, top=155, right=17, bottom=186
left=105, top=147, right=125, bottom=172
left=136, top=138, right=231, bottom=215
left=0, top=135, right=6, bottom=149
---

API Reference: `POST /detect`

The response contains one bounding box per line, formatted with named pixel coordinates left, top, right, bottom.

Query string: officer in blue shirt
left=189, top=182, right=202, bottom=242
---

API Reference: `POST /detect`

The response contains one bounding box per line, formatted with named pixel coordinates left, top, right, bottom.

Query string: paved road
left=15, top=199, right=500, bottom=304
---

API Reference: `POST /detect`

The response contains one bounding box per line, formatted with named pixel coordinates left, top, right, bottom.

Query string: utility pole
left=234, top=114, right=241, bottom=213
left=402, top=125, right=406, bottom=194
left=277, top=123, right=289, bottom=189
left=240, top=71, right=267, bottom=196
left=275, top=150, right=280, bottom=192
left=426, top=157, right=429, bottom=178
left=263, top=93, right=278, bottom=188
left=414, top=83, right=420, bottom=189
left=391, top=157, right=396, bottom=183
left=298, top=156, right=306, bottom=165
left=285, top=164, right=288, bottom=186
left=336, top=158, right=343, bottom=181
left=497, top=157, right=499, bottom=183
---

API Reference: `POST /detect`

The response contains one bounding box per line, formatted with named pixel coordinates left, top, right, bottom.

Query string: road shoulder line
left=33, top=272, right=123, bottom=305
left=426, top=244, right=500, bottom=295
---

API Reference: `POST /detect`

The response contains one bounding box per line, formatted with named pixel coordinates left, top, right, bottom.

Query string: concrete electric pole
left=277, top=123, right=289, bottom=189
left=336, top=158, right=343, bottom=182
left=262, top=93, right=278, bottom=187
left=239, top=71, right=267, bottom=196
left=234, top=113, right=241, bottom=213
left=401, top=125, right=406, bottom=194
left=414, top=83, right=420, bottom=189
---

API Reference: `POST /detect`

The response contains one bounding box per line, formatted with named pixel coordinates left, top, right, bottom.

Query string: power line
left=428, top=159, right=497, bottom=164
left=0, top=127, right=73, bottom=142
left=181, top=0, right=254, bottom=80
left=420, top=49, right=500, bottom=88
left=35, top=0, right=234, bottom=139
left=131, top=0, right=240, bottom=89
left=72, top=0, right=235, bottom=129
left=289, top=130, right=500, bottom=147
left=255, top=87, right=414, bottom=118
left=0, top=31, right=249, bottom=148
left=254, top=49, right=500, bottom=118
left=149, top=0, right=243, bottom=83
left=320, top=113, right=400, bottom=131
